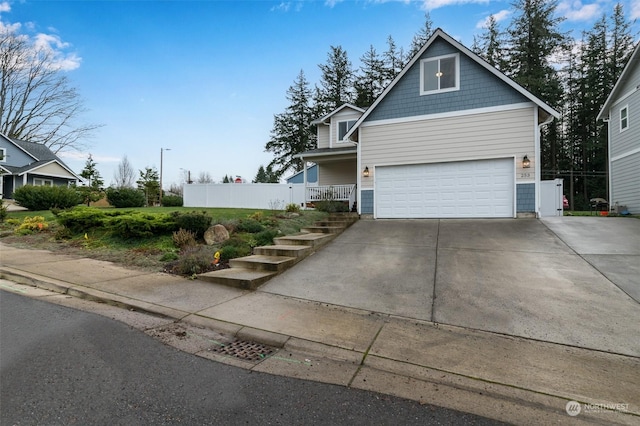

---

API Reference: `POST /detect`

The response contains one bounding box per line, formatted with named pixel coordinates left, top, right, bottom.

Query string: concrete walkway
left=1, top=217, right=639, bottom=425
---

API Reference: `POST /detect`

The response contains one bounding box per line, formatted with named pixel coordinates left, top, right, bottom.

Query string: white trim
left=609, top=87, right=638, bottom=110
left=620, top=104, right=629, bottom=132
left=337, top=119, right=357, bottom=143
left=598, top=41, right=640, bottom=121
left=33, top=177, right=53, bottom=186
left=419, top=53, right=460, bottom=95
left=0, top=147, right=5, bottom=162
left=611, top=146, right=640, bottom=162
left=359, top=102, right=535, bottom=128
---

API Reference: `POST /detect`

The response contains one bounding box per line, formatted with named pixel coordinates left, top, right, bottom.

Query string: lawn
left=0, top=206, right=328, bottom=274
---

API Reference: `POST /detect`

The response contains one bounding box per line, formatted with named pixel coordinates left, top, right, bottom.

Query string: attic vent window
left=338, top=119, right=357, bottom=141
left=420, top=53, right=459, bottom=95
left=620, top=105, right=629, bottom=132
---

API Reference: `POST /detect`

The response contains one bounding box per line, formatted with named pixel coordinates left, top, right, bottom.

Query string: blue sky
left=2, top=0, right=639, bottom=187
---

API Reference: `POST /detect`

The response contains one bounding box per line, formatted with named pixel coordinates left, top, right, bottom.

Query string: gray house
left=297, top=29, right=559, bottom=218
left=597, top=43, right=640, bottom=214
left=0, top=133, right=81, bottom=199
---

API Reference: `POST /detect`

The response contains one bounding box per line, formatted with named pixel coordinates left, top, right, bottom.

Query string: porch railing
left=306, top=184, right=356, bottom=203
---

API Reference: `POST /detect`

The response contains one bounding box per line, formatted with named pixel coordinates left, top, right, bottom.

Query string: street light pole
left=160, top=147, right=171, bottom=206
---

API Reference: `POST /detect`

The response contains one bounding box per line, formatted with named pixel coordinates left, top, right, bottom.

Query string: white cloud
left=33, top=33, right=82, bottom=71
left=0, top=2, right=10, bottom=13
left=557, top=0, right=601, bottom=22
left=325, top=0, right=345, bottom=7
left=271, top=2, right=291, bottom=12
left=419, top=0, right=489, bottom=11
left=631, top=0, right=640, bottom=20
left=476, top=9, right=511, bottom=29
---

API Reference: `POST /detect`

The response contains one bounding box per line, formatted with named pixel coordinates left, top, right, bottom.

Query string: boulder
left=204, top=224, right=230, bottom=245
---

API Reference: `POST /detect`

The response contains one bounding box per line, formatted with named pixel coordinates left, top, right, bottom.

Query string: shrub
left=13, top=185, right=82, bottom=210
left=220, top=236, right=252, bottom=260
left=105, top=187, right=146, bottom=208
left=315, top=200, right=349, bottom=213
left=166, top=246, right=217, bottom=275
left=254, top=229, right=279, bottom=246
left=56, top=207, right=109, bottom=233
left=0, top=200, right=7, bottom=222
left=285, top=203, right=301, bottom=213
left=172, top=228, right=196, bottom=249
left=236, top=218, right=264, bottom=233
left=16, top=216, right=48, bottom=233
left=162, top=195, right=183, bottom=207
left=172, top=211, right=212, bottom=238
left=105, top=212, right=176, bottom=239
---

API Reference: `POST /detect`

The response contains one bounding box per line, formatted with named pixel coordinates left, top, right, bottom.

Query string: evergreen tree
left=137, top=167, right=160, bottom=206
left=253, top=165, right=268, bottom=183
left=222, top=175, right=230, bottom=183
left=506, top=0, right=569, bottom=177
left=475, top=15, right=508, bottom=70
left=78, top=153, right=104, bottom=206
left=265, top=70, right=316, bottom=177
left=314, top=46, right=354, bottom=116
left=382, top=35, right=405, bottom=87
left=354, top=45, right=386, bottom=108
left=408, top=13, right=434, bottom=58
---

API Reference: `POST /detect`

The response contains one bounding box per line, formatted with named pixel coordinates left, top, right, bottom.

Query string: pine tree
left=314, top=46, right=354, bottom=116
left=354, top=45, right=386, bottom=108
left=265, top=70, right=316, bottom=177
left=408, top=13, right=434, bottom=58
left=506, top=0, right=569, bottom=177
left=253, top=165, right=268, bottom=183
left=475, top=15, right=508, bottom=70
left=78, top=153, right=104, bottom=206
left=382, top=35, right=405, bottom=87
left=137, top=167, right=159, bottom=206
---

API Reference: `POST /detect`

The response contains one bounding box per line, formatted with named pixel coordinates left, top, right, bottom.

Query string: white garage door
left=376, top=158, right=514, bottom=218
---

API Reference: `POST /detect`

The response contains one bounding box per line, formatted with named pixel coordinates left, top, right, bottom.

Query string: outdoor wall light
left=363, top=166, right=370, bottom=177
left=522, top=155, right=531, bottom=168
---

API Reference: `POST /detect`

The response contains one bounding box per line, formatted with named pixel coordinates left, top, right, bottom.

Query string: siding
left=317, top=125, right=330, bottom=149
left=516, top=183, right=535, bottom=212
left=0, top=139, right=33, bottom=166
left=367, top=38, right=529, bottom=122
left=610, top=92, right=640, bottom=158
left=32, top=162, right=75, bottom=178
left=611, top=151, right=640, bottom=213
left=318, top=159, right=357, bottom=186
left=360, top=106, right=536, bottom=189
left=361, top=190, right=374, bottom=214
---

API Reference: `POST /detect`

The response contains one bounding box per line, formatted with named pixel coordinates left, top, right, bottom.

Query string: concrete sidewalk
left=1, top=242, right=638, bottom=425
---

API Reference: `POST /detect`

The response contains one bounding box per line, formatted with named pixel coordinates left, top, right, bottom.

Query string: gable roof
left=311, top=103, right=365, bottom=125
left=0, top=132, right=81, bottom=180
left=345, top=28, right=559, bottom=141
left=597, top=41, right=640, bottom=121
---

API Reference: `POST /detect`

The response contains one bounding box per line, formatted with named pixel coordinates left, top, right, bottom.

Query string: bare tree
left=196, top=171, right=213, bottom=183
left=0, top=28, right=101, bottom=153
left=113, top=155, right=136, bottom=188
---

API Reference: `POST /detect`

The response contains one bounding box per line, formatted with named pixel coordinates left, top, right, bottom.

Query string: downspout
left=302, top=156, right=307, bottom=210
left=603, top=117, right=611, bottom=205
left=536, top=109, right=555, bottom=218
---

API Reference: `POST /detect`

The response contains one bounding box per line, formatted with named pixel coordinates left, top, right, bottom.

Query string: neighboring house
left=597, top=42, right=640, bottom=214
left=0, top=133, right=81, bottom=199
left=286, top=165, right=318, bottom=184
left=297, top=28, right=559, bottom=218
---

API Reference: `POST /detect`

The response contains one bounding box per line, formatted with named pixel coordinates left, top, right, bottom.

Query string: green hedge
left=105, top=187, right=146, bottom=208
left=13, top=185, right=82, bottom=210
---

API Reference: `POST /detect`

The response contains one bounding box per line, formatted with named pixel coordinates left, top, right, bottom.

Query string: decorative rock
left=204, top=224, right=230, bottom=245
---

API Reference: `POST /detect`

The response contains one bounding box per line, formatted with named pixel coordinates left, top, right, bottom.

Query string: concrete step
left=274, top=233, right=336, bottom=248
left=197, top=268, right=276, bottom=291
left=253, top=244, right=313, bottom=258
left=301, top=225, right=346, bottom=234
left=315, top=220, right=352, bottom=227
left=229, top=255, right=296, bottom=272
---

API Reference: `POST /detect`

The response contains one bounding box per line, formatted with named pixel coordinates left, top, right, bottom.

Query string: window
left=420, top=54, right=459, bottom=95
left=620, top=105, right=629, bottom=132
left=0, top=148, right=5, bottom=162
left=33, top=178, right=53, bottom=186
left=338, top=119, right=357, bottom=141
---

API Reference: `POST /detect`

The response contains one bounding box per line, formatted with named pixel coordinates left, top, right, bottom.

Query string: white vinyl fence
left=183, top=183, right=307, bottom=209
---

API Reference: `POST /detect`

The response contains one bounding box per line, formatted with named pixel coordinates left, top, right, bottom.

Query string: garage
left=375, top=158, right=515, bottom=218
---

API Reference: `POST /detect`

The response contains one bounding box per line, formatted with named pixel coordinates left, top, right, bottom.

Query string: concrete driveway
left=260, top=217, right=640, bottom=357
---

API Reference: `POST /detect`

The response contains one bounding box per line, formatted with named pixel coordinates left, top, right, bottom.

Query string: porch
left=306, top=184, right=357, bottom=211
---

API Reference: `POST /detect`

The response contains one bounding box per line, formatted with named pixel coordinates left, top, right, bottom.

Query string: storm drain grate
left=210, top=339, right=274, bottom=361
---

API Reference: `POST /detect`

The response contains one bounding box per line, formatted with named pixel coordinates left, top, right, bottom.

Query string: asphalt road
left=0, top=290, right=503, bottom=426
